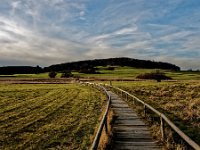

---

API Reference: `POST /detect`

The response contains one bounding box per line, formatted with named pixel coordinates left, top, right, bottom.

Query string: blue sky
left=0, top=0, right=200, bottom=69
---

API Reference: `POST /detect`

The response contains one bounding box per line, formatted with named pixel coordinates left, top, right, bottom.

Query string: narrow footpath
left=108, top=91, right=162, bottom=150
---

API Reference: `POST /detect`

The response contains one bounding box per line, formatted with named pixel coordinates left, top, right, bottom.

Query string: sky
left=0, top=0, right=200, bottom=69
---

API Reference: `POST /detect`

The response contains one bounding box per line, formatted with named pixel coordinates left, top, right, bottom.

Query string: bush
left=73, top=75, right=80, bottom=80
left=61, top=71, right=73, bottom=78
left=48, top=71, right=57, bottom=78
left=136, top=70, right=172, bottom=82
left=79, top=67, right=100, bottom=74
left=106, top=66, right=115, bottom=70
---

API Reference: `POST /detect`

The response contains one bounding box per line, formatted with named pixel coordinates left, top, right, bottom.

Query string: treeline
left=0, top=66, right=43, bottom=75
left=0, top=57, right=180, bottom=75
left=44, top=57, right=180, bottom=72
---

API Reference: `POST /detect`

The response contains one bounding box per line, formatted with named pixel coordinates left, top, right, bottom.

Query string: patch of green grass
left=0, top=66, right=200, bottom=80
left=76, top=66, right=200, bottom=80
left=112, top=80, right=200, bottom=145
left=74, top=67, right=156, bottom=79
left=0, top=84, right=106, bottom=150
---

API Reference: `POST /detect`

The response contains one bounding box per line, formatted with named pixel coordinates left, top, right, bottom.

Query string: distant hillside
left=44, top=57, right=180, bottom=72
left=0, top=58, right=180, bottom=75
left=0, top=66, right=43, bottom=75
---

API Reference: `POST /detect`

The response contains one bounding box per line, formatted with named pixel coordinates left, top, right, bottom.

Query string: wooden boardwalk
left=109, top=91, right=162, bottom=150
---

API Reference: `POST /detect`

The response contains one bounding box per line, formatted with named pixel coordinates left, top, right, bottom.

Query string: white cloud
left=114, top=26, right=138, bottom=35
left=125, top=41, right=152, bottom=50
left=159, top=31, right=192, bottom=42
left=0, top=0, right=200, bottom=69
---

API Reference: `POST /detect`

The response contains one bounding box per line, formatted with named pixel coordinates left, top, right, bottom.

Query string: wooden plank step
left=113, top=137, right=154, bottom=142
left=114, top=134, right=153, bottom=139
left=111, top=104, right=130, bottom=108
left=114, top=121, right=146, bottom=126
left=112, top=106, right=132, bottom=109
left=113, top=126, right=150, bottom=132
left=114, top=113, right=138, bottom=116
left=112, top=145, right=161, bottom=150
left=111, top=99, right=124, bottom=101
left=114, top=129, right=151, bottom=133
left=113, top=110, right=135, bottom=114
left=113, top=141, right=160, bottom=146
left=111, top=101, right=127, bottom=103
left=114, top=132, right=152, bottom=137
left=115, top=119, right=145, bottom=124
left=108, top=91, right=162, bottom=150
left=116, top=116, right=140, bottom=120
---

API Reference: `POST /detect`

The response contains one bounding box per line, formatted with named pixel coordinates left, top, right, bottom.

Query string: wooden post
left=160, top=116, right=165, bottom=141
left=121, top=91, right=123, bottom=97
left=126, top=93, right=128, bottom=101
left=133, top=98, right=135, bottom=105
left=109, top=81, right=112, bottom=86
left=144, top=104, right=146, bottom=118
left=105, top=116, right=108, bottom=133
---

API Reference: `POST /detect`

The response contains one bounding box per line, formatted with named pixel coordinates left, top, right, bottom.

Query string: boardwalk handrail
left=80, top=82, right=111, bottom=150
left=106, top=84, right=200, bottom=150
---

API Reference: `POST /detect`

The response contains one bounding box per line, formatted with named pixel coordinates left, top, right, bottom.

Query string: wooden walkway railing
left=80, top=82, right=111, bottom=150
left=81, top=82, right=200, bottom=150
left=105, top=84, right=200, bottom=150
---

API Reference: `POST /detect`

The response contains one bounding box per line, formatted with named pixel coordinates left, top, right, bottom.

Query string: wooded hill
left=0, top=57, right=180, bottom=75
left=0, top=66, right=43, bottom=75
left=44, top=57, right=180, bottom=72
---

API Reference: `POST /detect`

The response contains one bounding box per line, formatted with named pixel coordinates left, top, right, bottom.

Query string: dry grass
left=113, top=81, right=200, bottom=147
left=89, top=107, right=114, bottom=150
left=98, top=110, right=114, bottom=150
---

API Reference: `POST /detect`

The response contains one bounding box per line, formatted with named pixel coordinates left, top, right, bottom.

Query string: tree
left=48, top=71, right=57, bottom=78
left=61, top=70, right=73, bottom=78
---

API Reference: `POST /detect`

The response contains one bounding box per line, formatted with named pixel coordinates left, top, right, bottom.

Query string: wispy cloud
left=0, top=0, right=200, bottom=69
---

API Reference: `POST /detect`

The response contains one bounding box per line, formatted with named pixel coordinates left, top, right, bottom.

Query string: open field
left=110, top=80, right=200, bottom=145
left=1, top=66, right=200, bottom=80
left=0, top=84, right=106, bottom=150
left=0, top=67, right=199, bottom=149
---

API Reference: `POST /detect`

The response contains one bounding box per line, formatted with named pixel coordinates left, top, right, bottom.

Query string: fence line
left=80, top=82, right=200, bottom=150
left=80, top=82, right=111, bottom=150
left=105, top=84, right=200, bottom=150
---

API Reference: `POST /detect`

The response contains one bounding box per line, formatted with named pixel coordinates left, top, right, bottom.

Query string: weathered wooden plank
left=113, top=127, right=149, bottom=133
left=108, top=91, right=162, bottom=150
left=114, top=132, right=152, bottom=137
left=113, top=141, right=160, bottom=146
left=112, top=145, right=161, bottom=150
left=111, top=104, right=130, bottom=108
left=114, top=113, right=138, bottom=116
left=114, top=119, right=145, bottom=125
left=113, top=137, right=155, bottom=142
left=113, top=110, right=136, bottom=114
left=114, top=131, right=150, bottom=135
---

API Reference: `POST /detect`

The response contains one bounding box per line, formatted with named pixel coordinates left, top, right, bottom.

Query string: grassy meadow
left=110, top=80, right=200, bottom=145
left=0, top=84, right=106, bottom=150
left=1, top=66, right=200, bottom=80
left=0, top=66, right=199, bottom=149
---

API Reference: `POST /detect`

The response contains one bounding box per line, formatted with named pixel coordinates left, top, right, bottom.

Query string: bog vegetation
left=136, top=70, right=172, bottom=82
left=1, top=66, right=200, bottom=80
left=113, top=81, right=200, bottom=145
left=0, top=84, right=106, bottom=150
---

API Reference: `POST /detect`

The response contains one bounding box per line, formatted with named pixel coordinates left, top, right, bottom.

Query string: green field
left=0, top=66, right=200, bottom=149
left=0, top=84, right=106, bottom=150
left=110, top=80, right=200, bottom=145
left=1, top=66, right=200, bottom=80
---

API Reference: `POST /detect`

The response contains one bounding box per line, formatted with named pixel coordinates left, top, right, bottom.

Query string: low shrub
left=48, top=71, right=57, bottom=78
left=61, top=70, right=73, bottom=78
left=136, top=70, right=172, bottom=82
left=106, top=66, right=115, bottom=70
